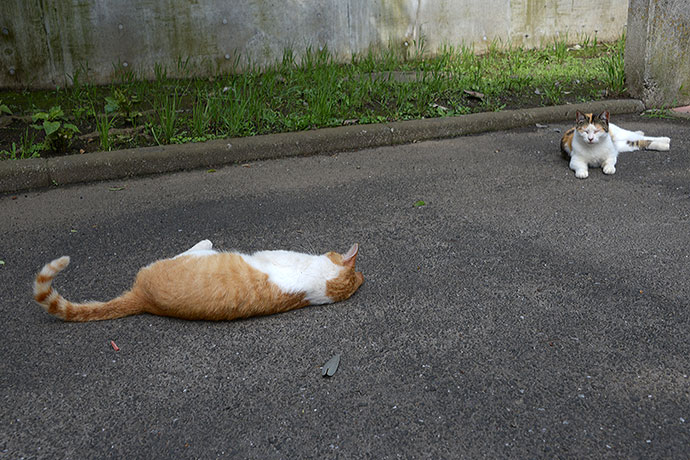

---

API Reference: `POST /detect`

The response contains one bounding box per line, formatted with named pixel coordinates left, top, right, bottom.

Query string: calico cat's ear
left=598, top=111, right=610, bottom=123
left=342, top=243, right=359, bottom=268
left=575, top=111, right=586, bottom=123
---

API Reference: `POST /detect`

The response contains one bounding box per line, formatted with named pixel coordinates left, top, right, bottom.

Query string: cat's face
left=325, top=244, right=364, bottom=302
left=575, top=111, right=609, bottom=145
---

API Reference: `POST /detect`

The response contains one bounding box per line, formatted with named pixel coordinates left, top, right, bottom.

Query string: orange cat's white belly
left=242, top=251, right=340, bottom=304
left=134, top=254, right=310, bottom=320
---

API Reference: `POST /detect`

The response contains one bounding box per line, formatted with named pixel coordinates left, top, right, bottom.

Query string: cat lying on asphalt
left=34, top=240, right=363, bottom=321
left=560, top=111, right=671, bottom=179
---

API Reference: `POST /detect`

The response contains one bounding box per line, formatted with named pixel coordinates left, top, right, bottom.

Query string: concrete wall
left=1, top=0, right=628, bottom=89
left=625, top=0, right=690, bottom=107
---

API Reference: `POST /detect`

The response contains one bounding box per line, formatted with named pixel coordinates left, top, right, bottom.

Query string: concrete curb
left=0, top=99, right=645, bottom=194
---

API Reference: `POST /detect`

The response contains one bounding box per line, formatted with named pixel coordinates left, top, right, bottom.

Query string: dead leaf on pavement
left=322, top=354, right=341, bottom=377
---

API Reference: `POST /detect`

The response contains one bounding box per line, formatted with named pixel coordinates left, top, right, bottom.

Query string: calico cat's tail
left=609, top=124, right=671, bottom=152
left=33, top=257, right=146, bottom=321
left=624, top=136, right=671, bottom=151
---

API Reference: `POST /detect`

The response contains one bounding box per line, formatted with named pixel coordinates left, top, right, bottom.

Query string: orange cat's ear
left=342, top=243, right=359, bottom=268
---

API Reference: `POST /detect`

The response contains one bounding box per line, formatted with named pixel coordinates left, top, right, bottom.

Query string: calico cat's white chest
left=571, top=135, right=617, bottom=166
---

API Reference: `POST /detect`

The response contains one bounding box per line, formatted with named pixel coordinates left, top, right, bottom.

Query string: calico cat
left=33, top=240, right=363, bottom=322
left=560, top=111, right=671, bottom=179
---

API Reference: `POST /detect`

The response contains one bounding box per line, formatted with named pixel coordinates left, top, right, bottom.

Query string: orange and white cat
left=560, top=111, right=671, bottom=179
left=33, top=240, right=364, bottom=322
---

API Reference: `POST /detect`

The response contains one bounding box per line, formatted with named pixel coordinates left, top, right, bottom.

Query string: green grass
left=600, top=33, right=626, bottom=94
left=93, top=106, right=117, bottom=151
left=0, top=34, right=629, bottom=159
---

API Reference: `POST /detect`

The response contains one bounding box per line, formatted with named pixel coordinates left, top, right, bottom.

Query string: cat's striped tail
left=33, top=257, right=146, bottom=321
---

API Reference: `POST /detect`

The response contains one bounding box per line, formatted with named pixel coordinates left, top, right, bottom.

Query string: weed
left=105, top=88, right=142, bottom=125
left=601, top=34, right=626, bottom=94
left=112, top=61, right=137, bottom=86
left=31, top=106, right=79, bottom=152
left=94, top=106, right=117, bottom=151
left=578, top=33, right=599, bottom=57
left=153, top=63, right=168, bottom=85
left=176, top=56, right=191, bottom=78
left=151, top=89, right=181, bottom=144
left=1, top=128, right=42, bottom=160
left=191, top=95, right=212, bottom=138
left=0, top=99, right=12, bottom=115
left=66, top=63, right=95, bottom=106
left=2, top=144, right=20, bottom=159
left=542, top=81, right=564, bottom=105
left=412, top=34, right=427, bottom=62
left=20, top=127, right=40, bottom=156
left=459, top=43, right=476, bottom=68
left=281, top=48, right=297, bottom=69
left=0, top=143, right=20, bottom=159
left=552, top=35, right=570, bottom=63
left=642, top=106, right=674, bottom=119
left=219, top=83, right=254, bottom=137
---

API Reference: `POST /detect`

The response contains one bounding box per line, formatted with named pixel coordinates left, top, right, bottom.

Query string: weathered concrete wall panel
left=0, top=0, right=628, bottom=89
left=509, top=0, right=627, bottom=45
left=625, top=0, right=690, bottom=106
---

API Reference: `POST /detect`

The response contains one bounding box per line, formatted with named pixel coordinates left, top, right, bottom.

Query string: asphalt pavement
left=1, top=109, right=689, bottom=459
